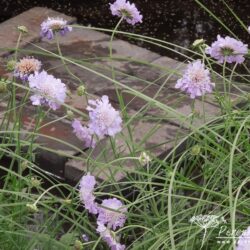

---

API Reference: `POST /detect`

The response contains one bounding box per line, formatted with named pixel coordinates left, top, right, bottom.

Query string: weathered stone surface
left=0, top=8, right=222, bottom=183
left=0, top=7, right=76, bottom=56
left=65, top=121, right=185, bottom=181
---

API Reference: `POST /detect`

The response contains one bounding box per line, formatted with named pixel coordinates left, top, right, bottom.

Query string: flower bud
left=139, top=152, right=151, bottom=165
left=6, top=60, right=16, bottom=71
left=192, top=38, right=205, bottom=48
left=20, top=161, right=29, bottom=172
left=74, top=240, right=83, bottom=250
left=191, top=145, right=201, bottom=156
left=30, top=177, right=42, bottom=188
left=18, top=25, right=28, bottom=33
left=62, top=199, right=72, bottom=205
left=26, top=203, right=38, bottom=213
left=67, top=110, right=74, bottom=119
left=77, top=85, right=85, bottom=96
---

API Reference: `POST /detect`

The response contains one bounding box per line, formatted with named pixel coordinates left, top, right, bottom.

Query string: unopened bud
left=77, top=85, right=85, bottom=96
left=62, top=199, right=72, bottom=205
left=191, top=145, right=201, bottom=156
left=192, top=38, right=205, bottom=48
left=6, top=60, right=16, bottom=71
left=139, top=152, right=151, bottom=166
left=67, top=110, right=74, bottom=119
left=18, top=25, right=28, bottom=33
left=74, top=240, right=83, bottom=250
left=20, top=161, right=29, bottom=172
left=26, top=203, right=38, bottom=213
left=30, top=177, right=42, bottom=188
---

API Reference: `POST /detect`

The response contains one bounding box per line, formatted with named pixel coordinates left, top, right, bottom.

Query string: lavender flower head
left=110, top=0, right=143, bottom=25
left=237, top=226, right=250, bottom=250
left=72, top=119, right=96, bottom=148
left=205, top=35, right=248, bottom=64
left=28, top=70, right=67, bottom=110
left=14, top=57, right=41, bottom=81
left=79, top=173, right=98, bottom=214
left=97, top=198, right=127, bottom=230
left=97, top=222, right=125, bottom=250
left=175, top=60, right=215, bottom=99
left=40, top=17, right=72, bottom=40
left=87, top=95, right=122, bottom=139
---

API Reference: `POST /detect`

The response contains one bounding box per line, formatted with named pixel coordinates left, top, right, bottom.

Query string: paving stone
left=65, top=120, right=185, bottom=182
left=0, top=8, right=225, bottom=183
left=0, top=7, right=76, bottom=57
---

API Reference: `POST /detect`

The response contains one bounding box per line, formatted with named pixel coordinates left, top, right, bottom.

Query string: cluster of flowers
left=13, top=16, right=75, bottom=110
left=72, top=95, right=122, bottom=148
left=14, top=57, right=67, bottom=111
left=79, top=173, right=127, bottom=250
left=175, top=35, right=248, bottom=99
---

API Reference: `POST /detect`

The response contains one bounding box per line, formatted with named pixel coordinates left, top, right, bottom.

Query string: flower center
left=50, top=22, right=64, bottom=31
left=221, top=47, right=234, bottom=56
left=189, top=70, right=205, bottom=85
left=119, top=9, right=133, bottom=19
left=97, top=108, right=115, bottom=127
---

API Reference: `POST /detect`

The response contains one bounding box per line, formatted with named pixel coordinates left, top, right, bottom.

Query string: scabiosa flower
left=79, top=173, right=98, bottom=214
left=97, top=198, right=127, bottom=230
left=40, top=17, right=72, bottom=40
left=28, top=70, right=67, bottom=110
left=205, top=35, right=248, bottom=64
left=72, top=119, right=96, bottom=148
left=175, top=60, right=215, bottom=99
left=236, top=226, right=250, bottom=250
left=110, top=0, right=143, bottom=25
left=87, top=95, right=122, bottom=139
left=14, top=57, right=41, bottom=81
left=97, top=222, right=126, bottom=250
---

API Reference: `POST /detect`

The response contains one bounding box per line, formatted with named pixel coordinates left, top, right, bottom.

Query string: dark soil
left=1, top=0, right=250, bottom=59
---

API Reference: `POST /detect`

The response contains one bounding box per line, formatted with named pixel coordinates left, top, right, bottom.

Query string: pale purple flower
left=110, top=0, right=143, bottom=25
left=237, top=226, right=250, bottom=250
left=205, top=35, right=248, bottom=64
left=97, top=198, right=127, bottom=230
left=87, top=96, right=122, bottom=139
left=14, top=57, right=41, bottom=81
left=97, top=222, right=126, bottom=250
left=175, top=60, right=215, bottom=99
left=81, top=234, right=89, bottom=242
left=72, top=119, right=96, bottom=148
left=79, top=173, right=98, bottom=214
left=40, top=17, right=72, bottom=40
left=28, top=70, right=67, bottom=110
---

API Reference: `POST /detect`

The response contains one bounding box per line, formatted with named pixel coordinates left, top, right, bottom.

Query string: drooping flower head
left=205, top=35, right=248, bottom=64
left=237, top=226, right=250, bottom=250
left=72, top=119, right=96, bottom=148
left=40, top=17, right=72, bottom=40
left=87, top=95, right=122, bottom=139
left=97, top=198, right=127, bottom=230
left=79, top=173, right=98, bottom=214
left=97, top=222, right=126, bottom=250
left=110, top=0, right=143, bottom=25
left=175, top=60, right=215, bottom=99
left=14, top=57, right=41, bottom=81
left=28, top=70, right=67, bottom=110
